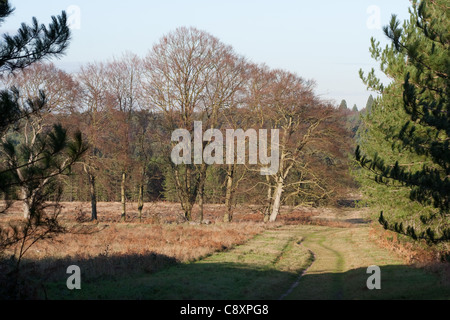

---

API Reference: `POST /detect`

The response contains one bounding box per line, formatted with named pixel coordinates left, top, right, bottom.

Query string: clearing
left=45, top=205, right=450, bottom=300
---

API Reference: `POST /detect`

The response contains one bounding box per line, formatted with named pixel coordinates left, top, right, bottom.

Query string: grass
left=45, top=225, right=450, bottom=300
left=45, top=226, right=313, bottom=300
left=2, top=201, right=450, bottom=300
left=0, top=202, right=271, bottom=299
left=284, top=226, right=450, bottom=300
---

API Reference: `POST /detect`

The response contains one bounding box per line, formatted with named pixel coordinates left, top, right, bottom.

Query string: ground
left=1, top=201, right=449, bottom=300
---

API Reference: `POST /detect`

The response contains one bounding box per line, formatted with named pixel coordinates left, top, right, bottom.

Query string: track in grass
left=283, top=226, right=450, bottom=300
left=48, top=223, right=450, bottom=300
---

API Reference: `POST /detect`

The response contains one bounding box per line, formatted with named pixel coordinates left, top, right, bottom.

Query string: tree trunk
left=224, top=164, right=234, bottom=223
left=269, top=177, right=284, bottom=222
left=184, top=201, right=193, bottom=221
left=89, top=173, right=97, bottom=221
left=198, top=163, right=207, bottom=223
left=21, top=187, right=31, bottom=220
left=198, top=187, right=204, bottom=223
left=121, top=172, right=126, bottom=222
left=264, top=176, right=273, bottom=223
left=138, top=183, right=144, bottom=223
left=174, top=166, right=194, bottom=222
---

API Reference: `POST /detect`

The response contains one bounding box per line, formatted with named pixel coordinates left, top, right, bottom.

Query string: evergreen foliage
left=357, top=0, right=449, bottom=243
left=0, top=1, right=86, bottom=216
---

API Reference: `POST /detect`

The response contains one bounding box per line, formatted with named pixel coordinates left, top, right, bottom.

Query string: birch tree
left=248, top=67, right=347, bottom=222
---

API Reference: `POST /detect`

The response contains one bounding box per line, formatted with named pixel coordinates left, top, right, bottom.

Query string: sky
left=1, top=0, right=412, bottom=110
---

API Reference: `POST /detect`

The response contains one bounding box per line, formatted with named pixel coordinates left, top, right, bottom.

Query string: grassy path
left=52, top=226, right=313, bottom=299
left=50, top=223, right=450, bottom=300
left=284, top=226, right=450, bottom=300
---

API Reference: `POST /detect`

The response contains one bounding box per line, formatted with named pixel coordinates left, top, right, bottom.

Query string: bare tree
left=247, top=66, right=346, bottom=222
left=104, top=53, right=144, bottom=222
left=142, top=27, right=246, bottom=222
left=77, top=62, right=112, bottom=221
left=219, top=94, right=253, bottom=222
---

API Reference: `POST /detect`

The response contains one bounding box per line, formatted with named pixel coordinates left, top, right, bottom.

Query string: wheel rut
left=278, top=239, right=316, bottom=300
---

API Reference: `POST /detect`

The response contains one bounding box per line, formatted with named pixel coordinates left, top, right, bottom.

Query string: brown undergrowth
left=369, top=223, right=450, bottom=286
left=0, top=201, right=285, bottom=298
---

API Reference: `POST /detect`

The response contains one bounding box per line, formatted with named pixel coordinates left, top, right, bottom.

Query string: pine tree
left=0, top=1, right=70, bottom=136
left=0, top=1, right=87, bottom=298
left=0, top=1, right=87, bottom=217
left=357, top=0, right=449, bottom=244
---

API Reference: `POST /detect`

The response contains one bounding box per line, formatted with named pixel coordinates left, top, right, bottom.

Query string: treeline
left=1, top=27, right=358, bottom=222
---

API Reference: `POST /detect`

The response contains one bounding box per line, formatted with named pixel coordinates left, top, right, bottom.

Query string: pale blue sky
left=2, top=0, right=412, bottom=109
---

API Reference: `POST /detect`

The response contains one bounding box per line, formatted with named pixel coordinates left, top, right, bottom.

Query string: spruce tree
left=357, top=0, right=449, bottom=243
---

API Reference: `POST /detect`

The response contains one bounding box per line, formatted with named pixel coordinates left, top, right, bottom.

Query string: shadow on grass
left=2, top=252, right=449, bottom=300
left=0, top=251, right=178, bottom=300
left=287, top=264, right=450, bottom=300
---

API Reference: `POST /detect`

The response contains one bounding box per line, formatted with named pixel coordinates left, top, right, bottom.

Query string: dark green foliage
left=357, top=0, right=449, bottom=243
left=0, top=1, right=75, bottom=198
left=0, top=5, right=70, bottom=73
left=0, top=0, right=13, bottom=25
left=0, top=0, right=70, bottom=137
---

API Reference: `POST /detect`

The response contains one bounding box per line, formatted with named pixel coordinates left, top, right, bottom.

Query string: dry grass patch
left=1, top=222, right=267, bottom=279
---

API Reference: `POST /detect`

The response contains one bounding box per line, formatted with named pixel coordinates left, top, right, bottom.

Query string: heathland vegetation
left=0, top=0, right=448, bottom=300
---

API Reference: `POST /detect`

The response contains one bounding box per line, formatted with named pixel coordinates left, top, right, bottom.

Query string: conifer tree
left=357, top=0, right=449, bottom=243
left=0, top=1, right=70, bottom=135
left=339, top=99, right=348, bottom=111
left=0, top=1, right=87, bottom=218
left=0, top=1, right=87, bottom=298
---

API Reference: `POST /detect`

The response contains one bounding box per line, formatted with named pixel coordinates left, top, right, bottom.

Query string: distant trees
left=105, top=53, right=144, bottom=222
left=356, top=0, right=449, bottom=243
left=1, top=21, right=356, bottom=224
left=339, top=99, right=348, bottom=111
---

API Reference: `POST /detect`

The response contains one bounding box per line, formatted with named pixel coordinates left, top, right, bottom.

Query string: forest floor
left=1, top=200, right=450, bottom=299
